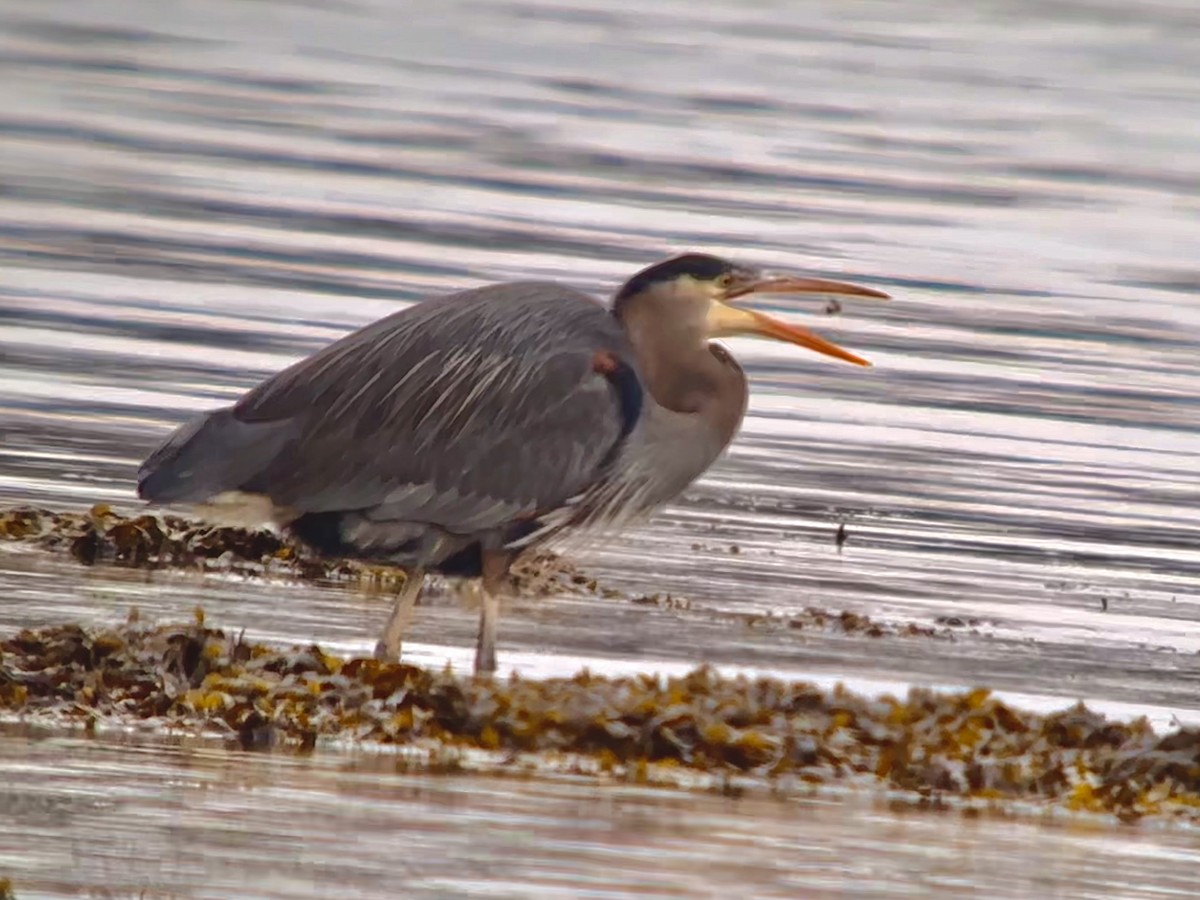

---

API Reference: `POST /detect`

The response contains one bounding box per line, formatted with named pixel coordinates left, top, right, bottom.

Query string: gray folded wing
left=139, top=282, right=639, bottom=537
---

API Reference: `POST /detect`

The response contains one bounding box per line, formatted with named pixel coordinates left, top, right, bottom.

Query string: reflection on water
left=2, top=0, right=1200, bottom=895
left=4, top=727, right=1200, bottom=900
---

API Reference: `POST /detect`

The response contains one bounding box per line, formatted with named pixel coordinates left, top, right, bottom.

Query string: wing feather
left=226, top=282, right=638, bottom=535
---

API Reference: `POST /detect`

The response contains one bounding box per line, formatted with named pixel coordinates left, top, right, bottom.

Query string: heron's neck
left=619, top=312, right=746, bottom=441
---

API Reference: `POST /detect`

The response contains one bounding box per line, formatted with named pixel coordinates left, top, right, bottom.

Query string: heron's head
left=612, top=253, right=888, bottom=366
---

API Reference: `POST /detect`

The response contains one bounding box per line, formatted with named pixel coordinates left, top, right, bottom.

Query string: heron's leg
left=475, top=550, right=513, bottom=675
left=373, top=568, right=425, bottom=662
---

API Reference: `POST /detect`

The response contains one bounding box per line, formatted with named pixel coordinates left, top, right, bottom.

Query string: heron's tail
left=137, top=407, right=292, bottom=505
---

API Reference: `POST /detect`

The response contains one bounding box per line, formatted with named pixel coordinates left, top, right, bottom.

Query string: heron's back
left=138, top=282, right=643, bottom=570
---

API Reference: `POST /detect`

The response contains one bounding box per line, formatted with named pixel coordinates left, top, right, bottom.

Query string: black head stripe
left=612, top=254, right=735, bottom=311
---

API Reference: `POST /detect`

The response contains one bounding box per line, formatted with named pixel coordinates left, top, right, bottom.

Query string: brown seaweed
left=2, top=618, right=1196, bottom=823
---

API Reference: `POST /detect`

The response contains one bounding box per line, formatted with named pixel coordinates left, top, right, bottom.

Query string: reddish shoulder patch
left=591, top=350, right=620, bottom=375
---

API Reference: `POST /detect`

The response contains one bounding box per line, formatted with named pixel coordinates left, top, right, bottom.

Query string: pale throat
left=620, top=304, right=727, bottom=415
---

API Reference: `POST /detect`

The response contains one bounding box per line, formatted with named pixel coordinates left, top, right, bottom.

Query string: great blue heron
left=138, top=254, right=887, bottom=674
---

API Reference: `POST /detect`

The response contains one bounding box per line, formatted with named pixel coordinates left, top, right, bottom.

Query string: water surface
left=1, top=0, right=1199, bottom=895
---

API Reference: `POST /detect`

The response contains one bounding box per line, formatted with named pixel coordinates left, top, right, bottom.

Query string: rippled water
left=2, top=0, right=1200, bottom=895
left=5, top=727, right=1200, bottom=900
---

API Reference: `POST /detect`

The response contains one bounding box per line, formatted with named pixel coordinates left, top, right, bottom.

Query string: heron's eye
left=715, top=273, right=734, bottom=291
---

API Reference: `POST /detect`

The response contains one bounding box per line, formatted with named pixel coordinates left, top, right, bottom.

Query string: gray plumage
left=138, top=253, right=883, bottom=672
left=140, top=282, right=642, bottom=570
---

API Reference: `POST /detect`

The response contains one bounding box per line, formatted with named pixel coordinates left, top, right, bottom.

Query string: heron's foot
left=473, top=643, right=497, bottom=676
left=373, top=637, right=400, bottom=663
left=473, top=649, right=497, bottom=676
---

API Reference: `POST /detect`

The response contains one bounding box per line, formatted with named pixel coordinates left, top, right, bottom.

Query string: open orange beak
left=706, top=275, right=889, bottom=367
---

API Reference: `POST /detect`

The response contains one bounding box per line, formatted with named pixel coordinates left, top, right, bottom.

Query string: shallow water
left=1, top=0, right=1199, bottom=895
left=5, top=727, right=1200, bottom=900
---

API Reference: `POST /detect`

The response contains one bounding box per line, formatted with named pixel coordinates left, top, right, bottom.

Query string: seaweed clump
left=0, top=504, right=593, bottom=597
left=1, top=618, right=1198, bottom=823
left=1, top=505, right=958, bottom=640
left=633, top=594, right=952, bottom=639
